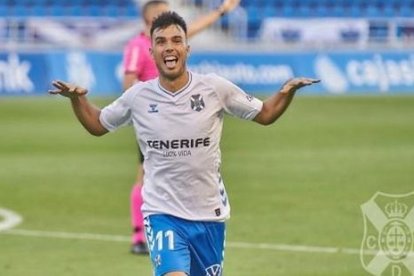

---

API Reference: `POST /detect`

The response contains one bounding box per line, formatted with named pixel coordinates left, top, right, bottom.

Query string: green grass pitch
left=0, top=95, right=413, bottom=275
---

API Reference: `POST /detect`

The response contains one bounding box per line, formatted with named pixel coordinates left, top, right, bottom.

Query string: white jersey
left=100, top=72, right=263, bottom=221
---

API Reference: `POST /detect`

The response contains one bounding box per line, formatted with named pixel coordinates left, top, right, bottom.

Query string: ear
left=149, top=47, right=154, bottom=58
left=187, top=44, right=191, bottom=55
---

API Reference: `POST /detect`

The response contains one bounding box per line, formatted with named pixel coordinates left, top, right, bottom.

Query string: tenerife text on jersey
left=147, top=137, right=210, bottom=150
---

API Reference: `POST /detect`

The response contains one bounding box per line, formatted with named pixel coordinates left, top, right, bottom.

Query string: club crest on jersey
left=360, top=191, right=414, bottom=276
left=190, top=94, right=205, bottom=112
left=205, top=264, right=222, bottom=276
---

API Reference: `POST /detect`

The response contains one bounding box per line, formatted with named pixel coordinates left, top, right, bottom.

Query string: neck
left=159, top=71, right=190, bottom=93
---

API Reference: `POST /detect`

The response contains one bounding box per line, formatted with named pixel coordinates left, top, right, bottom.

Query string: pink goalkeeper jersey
left=123, top=32, right=158, bottom=81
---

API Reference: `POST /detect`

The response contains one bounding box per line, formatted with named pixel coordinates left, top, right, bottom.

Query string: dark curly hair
left=150, top=11, right=187, bottom=38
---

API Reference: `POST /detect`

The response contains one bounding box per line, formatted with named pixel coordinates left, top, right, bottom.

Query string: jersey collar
left=157, top=72, right=193, bottom=97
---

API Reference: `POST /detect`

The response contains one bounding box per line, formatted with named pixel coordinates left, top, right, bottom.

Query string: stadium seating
left=218, top=0, right=414, bottom=39
left=0, top=0, right=139, bottom=18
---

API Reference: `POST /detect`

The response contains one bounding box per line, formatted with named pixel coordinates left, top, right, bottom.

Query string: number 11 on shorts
left=153, top=230, right=175, bottom=251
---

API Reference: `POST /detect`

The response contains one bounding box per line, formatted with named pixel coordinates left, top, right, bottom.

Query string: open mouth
left=164, top=56, right=178, bottom=69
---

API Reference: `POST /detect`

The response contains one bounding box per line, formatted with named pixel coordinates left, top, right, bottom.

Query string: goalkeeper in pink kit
left=122, top=0, right=241, bottom=254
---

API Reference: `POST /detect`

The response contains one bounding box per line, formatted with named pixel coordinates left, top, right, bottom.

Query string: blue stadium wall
left=1, top=50, right=414, bottom=96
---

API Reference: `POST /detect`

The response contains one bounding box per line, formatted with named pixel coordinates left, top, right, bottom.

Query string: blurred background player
left=122, top=0, right=241, bottom=255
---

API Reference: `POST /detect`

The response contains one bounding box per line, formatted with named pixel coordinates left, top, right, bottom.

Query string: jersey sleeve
left=99, top=91, right=133, bottom=132
left=123, top=40, right=141, bottom=74
left=212, top=74, right=263, bottom=120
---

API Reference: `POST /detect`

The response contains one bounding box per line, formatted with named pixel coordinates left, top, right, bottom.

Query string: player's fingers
left=55, top=80, right=69, bottom=87
left=303, top=80, right=319, bottom=85
left=307, top=78, right=321, bottom=83
left=52, top=81, right=63, bottom=89
left=57, top=81, right=73, bottom=92
left=48, top=89, right=61, bottom=95
left=298, top=78, right=320, bottom=86
left=52, top=80, right=69, bottom=91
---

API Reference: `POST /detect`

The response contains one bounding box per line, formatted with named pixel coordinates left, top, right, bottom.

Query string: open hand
left=48, top=80, right=88, bottom=98
left=220, top=0, right=241, bottom=13
left=280, top=78, right=320, bottom=94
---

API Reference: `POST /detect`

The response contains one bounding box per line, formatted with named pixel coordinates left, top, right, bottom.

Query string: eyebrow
left=154, top=34, right=184, bottom=41
left=172, top=35, right=183, bottom=40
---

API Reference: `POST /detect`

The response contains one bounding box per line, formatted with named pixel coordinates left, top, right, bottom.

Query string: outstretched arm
left=49, top=81, right=109, bottom=136
left=253, top=78, right=320, bottom=125
left=187, top=0, right=240, bottom=38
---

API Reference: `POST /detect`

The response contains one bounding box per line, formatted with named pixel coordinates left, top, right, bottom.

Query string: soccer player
left=49, top=11, right=319, bottom=276
left=123, top=0, right=241, bottom=255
